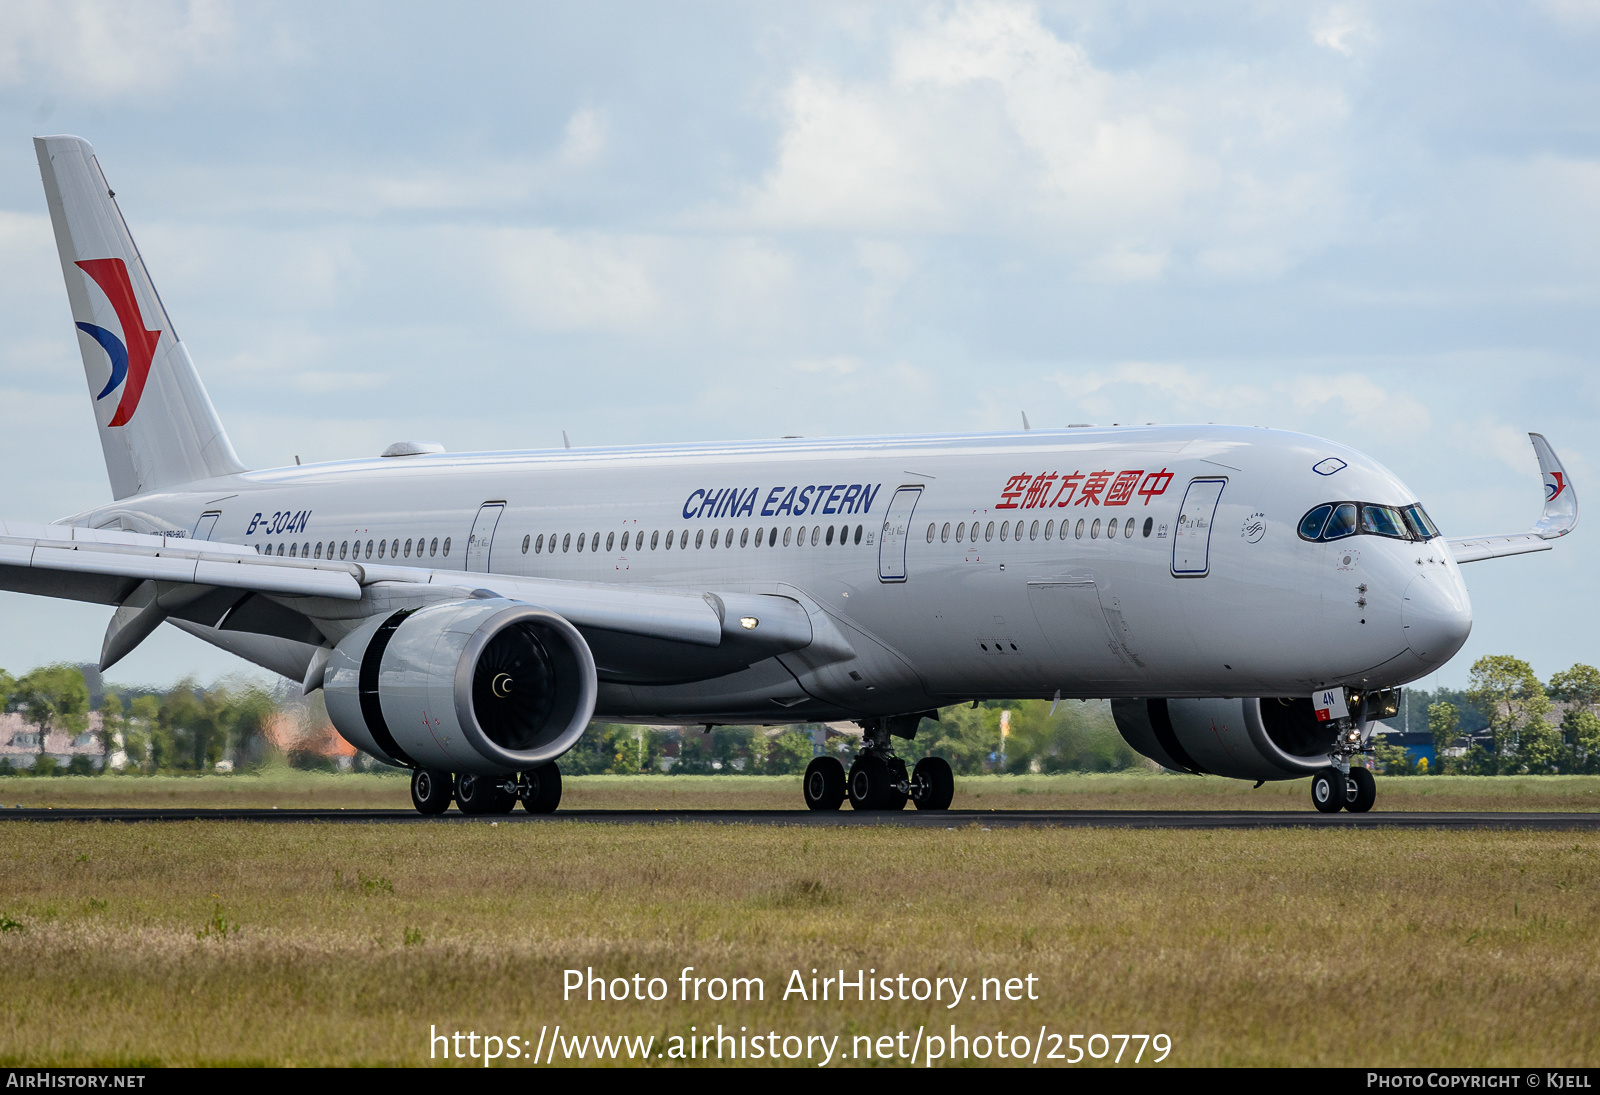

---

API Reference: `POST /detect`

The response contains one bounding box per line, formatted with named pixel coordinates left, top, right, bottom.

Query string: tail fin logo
left=1546, top=472, right=1567, bottom=502
left=73, top=258, right=161, bottom=427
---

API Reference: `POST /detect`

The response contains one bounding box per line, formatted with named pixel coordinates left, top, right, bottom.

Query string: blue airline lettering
left=679, top=483, right=883, bottom=520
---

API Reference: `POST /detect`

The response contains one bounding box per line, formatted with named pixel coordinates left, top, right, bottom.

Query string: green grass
left=0, top=822, right=1595, bottom=1066
left=2, top=770, right=1599, bottom=812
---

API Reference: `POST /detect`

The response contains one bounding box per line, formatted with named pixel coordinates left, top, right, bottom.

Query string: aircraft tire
left=884, top=757, right=910, bottom=811
left=410, top=768, right=455, bottom=815
left=803, top=757, right=846, bottom=811
left=1347, top=766, right=1376, bottom=813
left=847, top=755, right=891, bottom=810
left=457, top=772, right=516, bottom=815
left=1310, top=768, right=1345, bottom=813
left=522, top=763, right=563, bottom=814
left=912, top=757, right=955, bottom=811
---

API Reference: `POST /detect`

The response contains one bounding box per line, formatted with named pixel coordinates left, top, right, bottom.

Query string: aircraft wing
left=0, top=520, right=812, bottom=679
left=1447, top=433, right=1577, bottom=564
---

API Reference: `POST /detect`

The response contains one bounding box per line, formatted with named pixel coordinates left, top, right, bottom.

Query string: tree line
left=0, top=653, right=1592, bottom=777
left=1373, top=656, right=1600, bottom=775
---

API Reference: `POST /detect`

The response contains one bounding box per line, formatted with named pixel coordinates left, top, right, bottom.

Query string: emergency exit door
left=877, top=486, right=923, bottom=582
left=465, top=503, right=505, bottom=573
left=1172, top=478, right=1226, bottom=577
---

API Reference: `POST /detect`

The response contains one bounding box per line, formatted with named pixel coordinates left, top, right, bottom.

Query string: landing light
left=740, top=617, right=759, bottom=630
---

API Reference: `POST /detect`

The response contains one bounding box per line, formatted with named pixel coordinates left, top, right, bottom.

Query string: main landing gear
left=802, top=719, right=954, bottom=812
left=410, top=763, right=562, bottom=816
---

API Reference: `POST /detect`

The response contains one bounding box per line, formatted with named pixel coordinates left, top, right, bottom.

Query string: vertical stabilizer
left=35, top=135, right=245, bottom=500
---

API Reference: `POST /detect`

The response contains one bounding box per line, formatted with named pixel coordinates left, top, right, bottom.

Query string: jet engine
left=325, top=598, right=597, bottom=775
left=1111, top=697, right=1353, bottom=782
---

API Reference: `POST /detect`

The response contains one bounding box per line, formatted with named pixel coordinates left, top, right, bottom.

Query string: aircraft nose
left=1402, top=569, right=1472, bottom=670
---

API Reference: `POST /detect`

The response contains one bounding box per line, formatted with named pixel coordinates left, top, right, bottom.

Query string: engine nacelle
left=1111, top=697, right=1345, bottom=781
left=326, top=598, right=597, bottom=776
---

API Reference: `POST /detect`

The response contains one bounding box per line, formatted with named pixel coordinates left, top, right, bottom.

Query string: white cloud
left=727, top=2, right=1351, bottom=281
left=559, top=108, right=608, bottom=167
left=0, top=0, right=236, bottom=99
left=1312, top=6, right=1377, bottom=57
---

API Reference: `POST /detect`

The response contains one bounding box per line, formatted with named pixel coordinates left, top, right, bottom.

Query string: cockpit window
left=1402, top=504, right=1441, bottom=540
left=1323, top=503, right=1359, bottom=540
left=1298, top=504, right=1333, bottom=540
left=1298, top=501, right=1439, bottom=543
left=1360, top=504, right=1408, bottom=539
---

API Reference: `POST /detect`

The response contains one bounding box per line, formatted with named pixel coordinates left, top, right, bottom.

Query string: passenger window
left=999, top=522, right=1008, bottom=542
left=1323, top=504, right=1358, bottom=540
left=985, top=522, right=994, bottom=542
left=740, top=528, right=749, bottom=547
left=955, top=522, right=965, bottom=542
left=783, top=527, right=792, bottom=546
left=314, top=543, right=323, bottom=559
left=533, top=535, right=541, bottom=554
left=695, top=529, right=704, bottom=548
left=969, top=521, right=979, bottom=541
left=1075, top=519, right=1084, bottom=539
left=925, top=523, right=933, bottom=544
left=1106, top=518, right=1117, bottom=539
left=651, top=530, right=660, bottom=550
left=577, top=533, right=586, bottom=552
left=1014, top=520, right=1023, bottom=540
left=664, top=531, right=673, bottom=549
left=365, top=540, right=373, bottom=559
left=1091, top=519, right=1101, bottom=539
left=442, top=537, right=450, bottom=556
left=941, top=522, right=951, bottom=543
left=1124, top=519, right=1134, bottom=539
left=1143, top=517, right=1153, bottom=538
left=1299, top=504, right=1333, bottom=541
left=710, top=528, right=720, bottom=548
left=607, top=532, right=616, bottom=552
left=1044, top=520, right=1053, bottom=540
left=1030, top=520, right=1039, bottom=541
left=289, top=543, right=298, bottom=558
left=854, top=524, right=863, bottom=545
left=522, top=534, right=530, bottom=554
left=562, top=534, right=570, bottom=553
left=811, top=526, right=820, bottom=546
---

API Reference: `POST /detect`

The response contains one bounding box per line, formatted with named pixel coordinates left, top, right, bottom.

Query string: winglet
left=1529, top=433, right=1577, bottom=539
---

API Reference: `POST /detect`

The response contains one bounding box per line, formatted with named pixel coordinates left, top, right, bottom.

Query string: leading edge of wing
left=0, top=520, right=362, bottom=601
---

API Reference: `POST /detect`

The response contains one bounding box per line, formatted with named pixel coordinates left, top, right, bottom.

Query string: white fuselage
left=65, top=424, right=1473, bottom=723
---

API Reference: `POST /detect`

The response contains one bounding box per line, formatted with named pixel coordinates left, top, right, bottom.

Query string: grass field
left=2, top=769, right=1599, bottom=812
left=0, top=820, right=1595, bottom=1066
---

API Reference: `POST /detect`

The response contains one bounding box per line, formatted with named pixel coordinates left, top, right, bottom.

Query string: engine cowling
left=326, top=598, right=597, bottom=776
left=1111, top=697, right=1344, bottom=781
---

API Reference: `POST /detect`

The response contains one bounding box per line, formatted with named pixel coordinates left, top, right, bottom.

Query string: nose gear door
left=1172, top=478, right=1226, bottom=577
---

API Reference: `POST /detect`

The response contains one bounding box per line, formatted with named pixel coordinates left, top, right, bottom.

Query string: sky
left=0, top=0, right=1596, bottom=690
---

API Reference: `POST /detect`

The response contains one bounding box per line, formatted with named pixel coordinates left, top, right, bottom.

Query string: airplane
left=6, top=135, right=1577, bottom=816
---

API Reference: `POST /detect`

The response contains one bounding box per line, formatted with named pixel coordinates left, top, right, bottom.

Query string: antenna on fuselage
left=1021, top=411, right=1031, bottom=430
left=562, top=431, right=571, bottom=450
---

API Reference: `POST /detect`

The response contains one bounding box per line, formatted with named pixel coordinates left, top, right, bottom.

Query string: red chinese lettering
left=997, top=473, right=1031, bottom=509
left=1050, top=472, right=1085, bottom=507
left=1138, top=468, right=1174, bottom=505
left=1075, top=469, right=1113, bottom=506
left=1022, top=472, right=1058, bottom=509
left=1104, top=470, right=1142, bottom=506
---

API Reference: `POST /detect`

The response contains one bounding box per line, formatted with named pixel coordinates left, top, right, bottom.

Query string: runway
left=2, top=807, right=1599, bottom=829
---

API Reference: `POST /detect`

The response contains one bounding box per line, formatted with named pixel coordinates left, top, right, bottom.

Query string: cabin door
left=466, top=503, right=505, bottom=573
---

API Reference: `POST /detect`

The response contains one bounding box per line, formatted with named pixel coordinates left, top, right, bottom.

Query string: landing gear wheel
left=847, top=755, right=891, bottom=811
left=1346, top=766, right=1376, bottom=813
left=803, top=757, right=846, bottom=811
left=912, top=757, right=955, bottom=811
left=884, top=758, right=910, bottom=811
left=456, top=772, right=517, bottom=815
left=1310, top=767, right=1346, bottom=813
left=410, top=768, right=454, bottom=815
left=521, top=763, right=563, bottom=814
